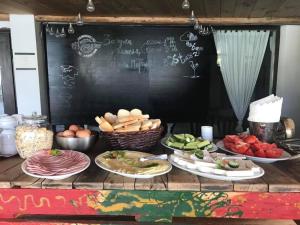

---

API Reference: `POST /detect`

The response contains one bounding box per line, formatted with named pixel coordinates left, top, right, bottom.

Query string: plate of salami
left=22, top=149, right=90, bottom=180
left=216, top=135, right=300, bottom=163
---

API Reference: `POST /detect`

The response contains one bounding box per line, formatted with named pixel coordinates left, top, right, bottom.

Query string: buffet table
left=0, top=139, right=300, bottom=224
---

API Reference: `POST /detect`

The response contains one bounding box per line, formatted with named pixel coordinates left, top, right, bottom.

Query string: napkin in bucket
left=248, top=94, right=283, bottom=123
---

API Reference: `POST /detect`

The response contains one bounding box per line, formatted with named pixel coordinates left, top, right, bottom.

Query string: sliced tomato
left=244, top=149, right=254, bottom=156
left=235, top=143, right=250, bottom=154
left=254, top=149, right=266, bottom=158
left=243, top=135, right=258, bottom=144
left=265, top=148, right=283, bottom=158
left=224, top=135, right=242, bottom=144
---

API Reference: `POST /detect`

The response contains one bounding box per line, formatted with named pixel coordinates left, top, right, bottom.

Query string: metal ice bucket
left=249, top=121, right=280, bottom=143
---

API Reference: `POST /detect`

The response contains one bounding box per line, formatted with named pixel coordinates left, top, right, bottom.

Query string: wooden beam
left=0, top=14, right=9, bottom=21
left=35, top=15, right=300, bottom=25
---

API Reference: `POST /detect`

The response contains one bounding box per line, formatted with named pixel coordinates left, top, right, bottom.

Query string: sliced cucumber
left=228, top=160, right=239, bottom=168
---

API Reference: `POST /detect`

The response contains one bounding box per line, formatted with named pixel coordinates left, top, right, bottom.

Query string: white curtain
left=213, top=30, right=270, bottom=132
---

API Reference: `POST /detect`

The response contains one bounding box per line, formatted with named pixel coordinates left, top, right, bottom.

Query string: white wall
left=9, top=15, right=41, bottom=115
left=277, top=25, right=300, bottom=134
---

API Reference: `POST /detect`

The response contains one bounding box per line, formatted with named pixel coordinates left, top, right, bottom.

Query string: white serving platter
left=169, top=155, right=265, bottom=181
left=216, top=140, right=300, bottom=163
left=95, top=151, right=172, bottom=179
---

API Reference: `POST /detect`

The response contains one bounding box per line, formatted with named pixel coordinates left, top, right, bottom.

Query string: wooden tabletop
left=1, top=138, right=300, bottom=192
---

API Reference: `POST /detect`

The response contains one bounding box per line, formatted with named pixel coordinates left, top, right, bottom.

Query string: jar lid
left=0, top=116, right=18, bottom=128
left=23, top=112, right=48, bottom=125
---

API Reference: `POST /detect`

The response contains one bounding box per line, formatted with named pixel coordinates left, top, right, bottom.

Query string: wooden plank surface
left=167, top=167, right=200, bottom=191
left=42, top=174, right=80, bottom=189
left=274, top=158, right=300, bottom=181
left=135, top=175, right=167, bottom=190
left=199, top=177, right=233, bottom=191
left=103, top=173, right=135, bottom=190
left=0, top=160, right=24, bottom=188
left=233, top=178, right=268, bottom=192
left=73, top=165, right=107, bottom=190
left=11, top=174, right=44, bottom=188
left=0, top=156, right=23, bottom=173
left=259, top=163, right=300, bottom=192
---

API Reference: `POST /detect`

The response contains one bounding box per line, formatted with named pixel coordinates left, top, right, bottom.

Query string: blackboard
left=45, top=25, right=214, bottom=125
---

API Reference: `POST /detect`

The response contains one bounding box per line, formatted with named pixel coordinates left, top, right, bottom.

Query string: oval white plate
left=95, top=151, right=172, bottom=179
left=169, top=156, right=265, bottom=181
left=22, top=151, right=91, bottom=180
left=216, top=140, right=299, bottom=163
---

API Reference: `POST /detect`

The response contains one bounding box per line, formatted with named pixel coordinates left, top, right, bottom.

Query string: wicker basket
left=101, top=126, right=164, bottom=150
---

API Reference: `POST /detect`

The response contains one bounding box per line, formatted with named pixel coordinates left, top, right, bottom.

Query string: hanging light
left=86, top=0, right=95, bottom=12
left=68, top=23, right=75, bottom=34
left=49, top=27, right=54, bottom=35
left=55, top=28, right=61, bottom=38
left=60, top=27, right=66, bottom=37
left=189, top=10, right=196, bottom=22
left=182, top=0, right=190, bottom=10
left=194, top=20, right=200, bottom=30
left=45, top=23, right=50, bottom=33
left=76, top=13, right=84, bottom=26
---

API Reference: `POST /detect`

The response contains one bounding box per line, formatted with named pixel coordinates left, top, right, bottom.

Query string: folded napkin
left=248, top=94, right=283, bottom=123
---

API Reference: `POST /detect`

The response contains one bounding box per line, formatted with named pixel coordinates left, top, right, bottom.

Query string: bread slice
left=130, top=108, right=142, bottom=116
left=95, top=116, right=102, bottom=125
left=99, top=121, right=114, bottom=132
left=117, top=109, right=130, bottom=118
left=113, top=119, right=139, bottom=130
left=117, top=114, right=149, bottom=123
left=141, top=120, right=152, bottom=129
left=115, top=124, right=141, bottom=132
left=104, top=112, right=117, bottom=124
left=150, top=119, right=161, bottom=129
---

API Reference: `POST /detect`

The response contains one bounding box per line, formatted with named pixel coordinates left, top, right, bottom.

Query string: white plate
left=95, top=151, right=172, bottom=179
left=22, top=152, right=91, bottom=180
left=161, top=136, right=218, bottom=153
left=169, top=156, right=265, bottom=181
left=216, top=140, right=300, bottom=163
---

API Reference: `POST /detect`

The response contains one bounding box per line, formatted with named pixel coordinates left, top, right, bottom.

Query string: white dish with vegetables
left=168, top=150, right=264, bottom=181
left=161, top=134, right=217, bottom=157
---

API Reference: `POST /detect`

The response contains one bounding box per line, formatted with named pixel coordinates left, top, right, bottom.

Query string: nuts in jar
left=16, top=126, right=53, bottom=159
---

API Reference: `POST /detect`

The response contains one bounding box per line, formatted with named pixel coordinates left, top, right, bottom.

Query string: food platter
left=169, top=155, right=265, bottom=181
left=22, top=150, right=91, bottom=180
left=216, top=140, right=299, bottom=163
left=95, top=150, right=172, bottom=179
left=161, top=136, right=218, bottom=153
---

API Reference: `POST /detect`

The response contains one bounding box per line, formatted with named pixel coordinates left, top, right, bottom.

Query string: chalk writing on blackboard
left=184, top=61, right=200, bottom=79
left=164, top=37, right=178, bottom=52
left=60, top=65, right=79, bottom=88
left=71, top=35, right=102, bottom=57
left=102, top=34, right=133, bottom=48
left=180, top=32, right=198, bottom=42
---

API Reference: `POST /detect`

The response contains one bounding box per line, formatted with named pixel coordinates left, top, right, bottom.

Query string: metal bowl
left=55, top=133, right=98, bottom=151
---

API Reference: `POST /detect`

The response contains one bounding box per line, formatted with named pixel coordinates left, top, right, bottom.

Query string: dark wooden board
left=259, top=163, right=300, bottom=192
left=199, top=177, right=233, bottom=191
left=167, top=167, right=200, bottom=191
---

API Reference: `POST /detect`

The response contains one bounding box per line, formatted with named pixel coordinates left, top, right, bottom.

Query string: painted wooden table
left=0, top=139, right=300, bottom=224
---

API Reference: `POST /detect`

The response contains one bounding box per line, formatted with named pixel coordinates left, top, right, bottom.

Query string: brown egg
left=69, top=124, right=81, bottom=132
left=76, top=129, right=91, bottom=138
left=56, top=131, right=64, bottom=137
left=63, top=130, right=75, bottom=137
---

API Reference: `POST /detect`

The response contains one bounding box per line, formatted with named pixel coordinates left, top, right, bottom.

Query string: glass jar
left=16, top=113, right=53, bottom=159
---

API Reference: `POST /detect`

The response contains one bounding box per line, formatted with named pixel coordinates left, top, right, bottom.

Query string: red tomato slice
left=244, top=149, right=254, bottom=156
left=265, top=148, right=283, bottom=158
left=243, top=135, right=258, bottom=144
left=254, top=149, right=266, bottom=158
